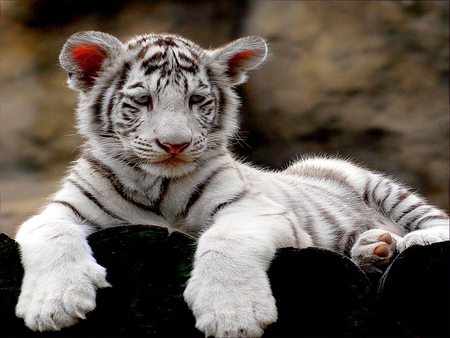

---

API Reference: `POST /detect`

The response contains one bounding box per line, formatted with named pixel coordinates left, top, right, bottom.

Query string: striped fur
left=15, top=31, right=449, bottom=336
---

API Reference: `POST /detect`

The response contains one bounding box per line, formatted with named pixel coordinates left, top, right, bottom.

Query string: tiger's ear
left=59, top=31, right=124, bottom=92
left=210, top=36, right=268, bottom=85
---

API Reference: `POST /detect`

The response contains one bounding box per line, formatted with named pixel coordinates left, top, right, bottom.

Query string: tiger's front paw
left=184, top=265, right=277, bottom=337
left=16, top=260, right=110, bottom=332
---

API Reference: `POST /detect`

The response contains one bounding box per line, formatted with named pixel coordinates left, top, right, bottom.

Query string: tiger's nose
left=156, top=139, right=190, bottom=154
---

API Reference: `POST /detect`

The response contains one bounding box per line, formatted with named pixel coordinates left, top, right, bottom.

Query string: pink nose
left=156, top=140, right=190, bottom=154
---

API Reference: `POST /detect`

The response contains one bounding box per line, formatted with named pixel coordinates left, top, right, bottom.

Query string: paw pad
left=374, top=233, right=394, bottom=258
left=378, top=233, right=393, bottom=245
left=374, top=244, right=390, bottom=258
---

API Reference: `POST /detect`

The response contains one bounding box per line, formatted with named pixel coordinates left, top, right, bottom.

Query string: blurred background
left=1, top=0, right=448, bottom=237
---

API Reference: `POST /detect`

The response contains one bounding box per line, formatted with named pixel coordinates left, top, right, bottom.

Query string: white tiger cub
left=15, top=31, right=448, bottom=337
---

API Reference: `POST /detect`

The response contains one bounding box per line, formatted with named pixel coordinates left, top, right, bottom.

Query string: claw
left=75, top=311, right=86, bottom=320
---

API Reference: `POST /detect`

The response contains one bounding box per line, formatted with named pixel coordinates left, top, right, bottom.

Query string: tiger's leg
left=310, top=158, right=450, bottom=272
left=15, top=203, right=110, bottom=331
left=184, top=196, right=305, bottom=338
left=352, top=177, right=448, bottom=273
left=361, top=174, right=449, bottom=260
left=351, top=181, right=449, bottom=273
left=288, top=157, right=449, bottom=273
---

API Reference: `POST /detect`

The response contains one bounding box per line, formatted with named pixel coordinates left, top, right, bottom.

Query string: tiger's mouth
left=157, top=154, right=194, bottom=166
left=141, top=153, right=198, bottom=177
left=124, top=151, right=196, bottom=170
left=136, top=153, right=195, bottom=166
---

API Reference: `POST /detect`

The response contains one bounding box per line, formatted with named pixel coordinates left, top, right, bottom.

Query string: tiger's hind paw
left=351, top=229, right=398, bottom=274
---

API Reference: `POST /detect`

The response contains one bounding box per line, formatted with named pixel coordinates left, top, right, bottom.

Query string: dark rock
left=0, top=227, right=448, bottom=337
left=266, top=247, right=374, bottom=337
left=0, top=233, right=25, bottom=336
left=374, top=241, right=450, bottom=338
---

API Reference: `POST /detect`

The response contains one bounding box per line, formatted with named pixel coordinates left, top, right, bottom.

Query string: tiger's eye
left=190, top=94, right=205, bottom=104
left=135, top=95, right=151, bottom=105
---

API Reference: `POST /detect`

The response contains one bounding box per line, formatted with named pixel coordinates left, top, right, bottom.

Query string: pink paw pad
left=374, top=233, right=395, bottom=267
left=374, top=244, right=390, bottom=257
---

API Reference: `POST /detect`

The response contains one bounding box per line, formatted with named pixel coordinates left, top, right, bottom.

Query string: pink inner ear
left=228, top=50, right=257, bottom=71
left=71, top=43, right=107, bottom=84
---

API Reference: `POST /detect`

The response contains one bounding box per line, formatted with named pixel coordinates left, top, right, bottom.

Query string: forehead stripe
left=137, top=44, right=150, bottom=59
left=128, top=82, right=144, bottom=89
left=141, top=51, right=163, bottom=69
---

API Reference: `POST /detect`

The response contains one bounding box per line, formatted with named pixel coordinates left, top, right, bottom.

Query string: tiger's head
left=59, top=31, right=267, bottom=177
